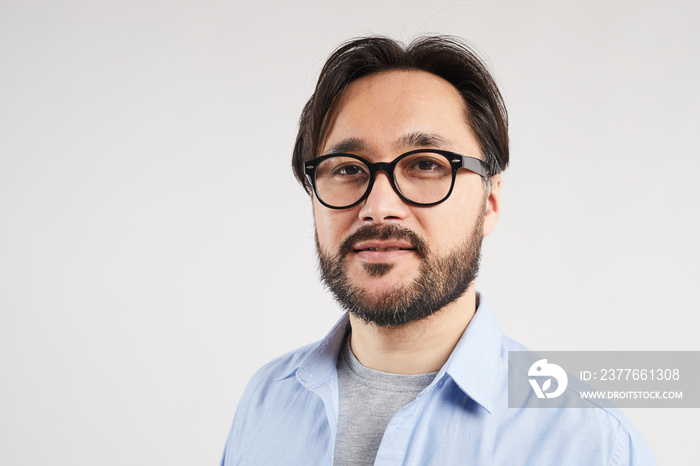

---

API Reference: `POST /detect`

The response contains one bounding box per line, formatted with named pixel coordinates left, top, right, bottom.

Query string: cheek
left=418, top=189, right=484, bottom=249
left=419, top=211, right=467, bottom=249
left=313, top=201, right=357, bottom=253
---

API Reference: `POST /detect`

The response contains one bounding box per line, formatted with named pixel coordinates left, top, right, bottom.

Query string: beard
left=316, top=210, right=485, bottom=328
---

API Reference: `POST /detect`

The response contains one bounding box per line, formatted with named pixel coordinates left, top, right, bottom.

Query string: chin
left=352, top=268, right=416, bottom=291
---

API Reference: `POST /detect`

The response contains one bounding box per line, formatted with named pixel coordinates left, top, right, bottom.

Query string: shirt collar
left=441, top=294, right=502, bottom=413
left=284, top=313, right=350, bottom=388
left=286, top=293, right=503, bottom=413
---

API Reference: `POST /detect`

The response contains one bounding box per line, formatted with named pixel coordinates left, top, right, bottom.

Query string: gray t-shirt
left=333, top=335, right=437, bottom=466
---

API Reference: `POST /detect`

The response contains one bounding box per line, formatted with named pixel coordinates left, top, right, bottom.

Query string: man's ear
left=482, top=173, right=502, bottom=236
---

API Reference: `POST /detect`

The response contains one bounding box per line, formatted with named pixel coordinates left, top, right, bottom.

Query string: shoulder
left=497, top=335, right=656, bottom=465
left=223, top=341, right=322, bottom=447
left=232, top=314, right=348, bottom=419
left=222, top=337, right=341, bottom=465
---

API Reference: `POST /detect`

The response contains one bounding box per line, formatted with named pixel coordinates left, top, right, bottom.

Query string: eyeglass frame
left=304, top=149, right=491, bottom=210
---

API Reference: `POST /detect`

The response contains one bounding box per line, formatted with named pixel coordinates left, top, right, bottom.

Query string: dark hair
left=292, top=35, right=509, bottom=192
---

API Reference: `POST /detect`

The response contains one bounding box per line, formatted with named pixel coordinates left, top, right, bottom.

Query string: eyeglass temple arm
left=460, top=156, right=491, bottom=178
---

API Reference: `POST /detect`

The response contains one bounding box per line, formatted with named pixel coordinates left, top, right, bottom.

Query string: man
left=222, top=36, right=655, bottom=465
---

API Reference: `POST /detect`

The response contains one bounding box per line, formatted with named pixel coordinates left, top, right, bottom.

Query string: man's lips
left=336, top=224, right=428, bottom=260
left=352, top=240, right=416, bottom=252
left=352, top=241, right=416, bottom=263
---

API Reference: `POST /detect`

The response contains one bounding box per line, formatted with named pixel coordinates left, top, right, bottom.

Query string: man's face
left=313, top=70, right=500, bottom=326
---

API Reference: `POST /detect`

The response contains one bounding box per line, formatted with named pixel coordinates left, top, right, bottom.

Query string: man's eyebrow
left=324, top=138, right=366, bottom=154
left=324, top=132, right=455, bottom=155
left=394, top=132, right=455, bottom=150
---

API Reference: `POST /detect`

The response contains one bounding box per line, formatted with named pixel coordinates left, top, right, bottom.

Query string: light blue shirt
left=222, top=296, right=656, bottom=465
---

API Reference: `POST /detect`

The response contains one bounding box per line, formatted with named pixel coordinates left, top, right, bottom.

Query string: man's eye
left=416, top=160, right=440, bottom=171
left=334, top=164, right=365, bottom=176
left=410, top=158, right=448, bottom=172
left=402, top=156, right=450, bottom=179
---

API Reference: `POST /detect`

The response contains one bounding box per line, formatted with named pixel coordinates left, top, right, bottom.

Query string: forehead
left=322, top=70, right=477, bottom=156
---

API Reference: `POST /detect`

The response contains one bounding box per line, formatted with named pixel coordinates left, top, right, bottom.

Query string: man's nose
left=357, top=171, right=410, bottom=224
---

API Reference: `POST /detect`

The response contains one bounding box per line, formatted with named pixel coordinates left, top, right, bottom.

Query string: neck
left=348, top=287, right=477, bottom=375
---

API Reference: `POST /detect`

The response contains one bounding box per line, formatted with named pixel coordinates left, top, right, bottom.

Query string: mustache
left=338, top=224, right=428, bottom=259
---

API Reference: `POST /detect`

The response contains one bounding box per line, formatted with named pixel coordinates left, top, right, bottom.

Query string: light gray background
left=1, top=0, right=698, bottom=464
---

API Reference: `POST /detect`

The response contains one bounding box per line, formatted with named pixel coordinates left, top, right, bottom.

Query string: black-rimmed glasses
left=304, top=149, right=490, bottom=210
